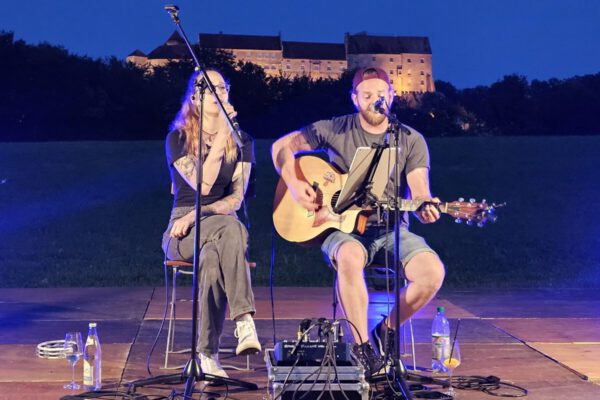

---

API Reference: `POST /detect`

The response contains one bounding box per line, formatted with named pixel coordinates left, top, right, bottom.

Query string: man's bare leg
left=335, top=242, right=370, bottom=343
left=387, top=251, right=445, bottom=329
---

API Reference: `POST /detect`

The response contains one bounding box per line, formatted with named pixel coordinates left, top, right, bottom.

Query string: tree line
left=1, top=31, right=599, bottom=141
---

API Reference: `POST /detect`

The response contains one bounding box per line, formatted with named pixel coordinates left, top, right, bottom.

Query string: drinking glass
left=63, top=332, right=83, bottom=390
left=442, top=339, right=461, bottom=397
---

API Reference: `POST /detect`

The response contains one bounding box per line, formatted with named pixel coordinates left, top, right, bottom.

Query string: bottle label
left=432, top=334, right=450, bottom=361
left=83, top=360, right=93, bottom=386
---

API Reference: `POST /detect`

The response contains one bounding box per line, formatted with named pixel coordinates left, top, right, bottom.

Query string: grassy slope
left=0, top=136, right=598, bottom=288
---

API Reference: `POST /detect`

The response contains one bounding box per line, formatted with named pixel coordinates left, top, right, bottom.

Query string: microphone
left=223, top=104, right=244, bottom=147
left=371, top=96, right=386, bottom=114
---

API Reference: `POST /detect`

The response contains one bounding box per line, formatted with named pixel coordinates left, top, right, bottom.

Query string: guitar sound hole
left=331, top=191, right=340, bottom=209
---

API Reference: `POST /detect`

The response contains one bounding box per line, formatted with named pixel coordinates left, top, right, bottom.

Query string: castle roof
left=199, top=33, right=281, bottom=50
left=127, top=49, right=146, bottom=57
left=282, top=41, right=346, bottom=60
left=346, top=34, right=432, bottom=55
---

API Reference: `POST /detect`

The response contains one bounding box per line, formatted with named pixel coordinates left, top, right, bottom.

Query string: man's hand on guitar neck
left=288, top=179, right=320, bottom=212
left=414, top=197, right=441, bottom=224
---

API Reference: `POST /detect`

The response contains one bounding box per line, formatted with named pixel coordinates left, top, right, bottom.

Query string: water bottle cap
left=89, top=322, right=97, bottom=328
left=437, top=306, right=445, bottom=313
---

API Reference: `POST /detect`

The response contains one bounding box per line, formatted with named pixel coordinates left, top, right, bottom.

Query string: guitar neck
left=398, top=199, right=448, bottom=213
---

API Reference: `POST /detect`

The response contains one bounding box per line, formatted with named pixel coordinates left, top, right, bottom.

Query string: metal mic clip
left=164, top=4, right=180, bottom=22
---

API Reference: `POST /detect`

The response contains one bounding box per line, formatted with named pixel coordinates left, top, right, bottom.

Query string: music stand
left=333, top=146, right=397, bottom=214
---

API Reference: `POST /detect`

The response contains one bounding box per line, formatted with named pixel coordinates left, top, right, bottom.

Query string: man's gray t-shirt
left=300, top=113, right=430, bottom=227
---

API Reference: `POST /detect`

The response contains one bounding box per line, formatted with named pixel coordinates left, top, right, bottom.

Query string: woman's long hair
left=170, top=69, right=238, bottom=163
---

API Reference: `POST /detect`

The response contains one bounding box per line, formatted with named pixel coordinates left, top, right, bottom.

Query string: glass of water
left=63, top=332, right=83, bottom=390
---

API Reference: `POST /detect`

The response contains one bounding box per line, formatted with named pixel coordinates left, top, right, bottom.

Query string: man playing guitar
left=271, top=67, right=445, bottom=379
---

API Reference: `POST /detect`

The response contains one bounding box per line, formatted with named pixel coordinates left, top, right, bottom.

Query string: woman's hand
left=213, top=102, right=237, bottom=147
left=169, top=212, right=196, bottom=238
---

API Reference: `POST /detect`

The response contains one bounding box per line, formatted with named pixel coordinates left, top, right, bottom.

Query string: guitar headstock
left=444, top=198, right=505, bottom=227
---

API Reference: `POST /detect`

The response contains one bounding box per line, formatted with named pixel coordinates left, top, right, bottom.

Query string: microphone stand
left=128, top=5, right=257, bottom=398
left=375, top=109, right=449, bottom=398
left=383, top=111, right=414, bottom=400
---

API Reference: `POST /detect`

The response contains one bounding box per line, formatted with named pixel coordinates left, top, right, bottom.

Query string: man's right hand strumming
left=271, top=130, right=319, bottom=212
left=288, top=179, right=319, bottom=211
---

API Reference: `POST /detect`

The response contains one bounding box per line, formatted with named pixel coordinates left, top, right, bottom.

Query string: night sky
left=2, top=0, right=600, bottom=88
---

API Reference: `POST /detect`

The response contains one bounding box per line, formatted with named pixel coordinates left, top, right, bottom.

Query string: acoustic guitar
left=273, top=156, right=502, bottom=245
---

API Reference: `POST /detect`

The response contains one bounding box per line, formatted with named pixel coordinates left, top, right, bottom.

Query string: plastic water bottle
left=431, top=306, right=450, bottom=373
left=83, top=322, right=102, bottom=390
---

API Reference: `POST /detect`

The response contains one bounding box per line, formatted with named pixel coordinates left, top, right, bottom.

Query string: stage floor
left=1, top=286, right=599, bottom=399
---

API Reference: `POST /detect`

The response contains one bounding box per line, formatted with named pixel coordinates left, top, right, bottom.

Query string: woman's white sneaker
left=234, top=319, right=261, bottom=355
left=200, top=352, right=229, bottom=379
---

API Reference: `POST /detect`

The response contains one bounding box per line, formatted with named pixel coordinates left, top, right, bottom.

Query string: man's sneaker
left=352, top=342, right=385, bottom=380
left=234, top=319, right=262, bottom=355
left=200, top=352, right=229, bottom=379
left=370, top=315, right=395, bottom=358
left=370, top=317, right=407, bottom=375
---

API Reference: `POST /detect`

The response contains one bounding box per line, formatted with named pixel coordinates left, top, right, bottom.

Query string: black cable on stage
left=451, top=375, right=527, bottom=397
left=60, top=390, right=167, bottom=399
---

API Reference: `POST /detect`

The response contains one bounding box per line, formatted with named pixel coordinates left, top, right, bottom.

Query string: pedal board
left=266, top=349, right=369, bottom=400
left=274, top=340, right=353, bottom=366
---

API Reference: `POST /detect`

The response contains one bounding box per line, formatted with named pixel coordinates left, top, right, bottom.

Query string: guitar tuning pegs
left=469, top=198, right=476, bottom=204
left=466, top=219, right=474, bottom=226
left=458, top=197, right=464, bottom=202
left=455, top=218, right=463, bottom=224
left=477, top=221, right=485, bottom=228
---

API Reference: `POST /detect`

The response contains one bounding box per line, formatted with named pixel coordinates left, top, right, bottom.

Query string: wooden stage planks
left=0, top=287, right=599, bottom=399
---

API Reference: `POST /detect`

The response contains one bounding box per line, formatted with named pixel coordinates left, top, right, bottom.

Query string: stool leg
left=408, top=317, right=417, bottom=371
left=218, top=348, right=253, bottom=371
left=164, top=266, right=178, bottom=369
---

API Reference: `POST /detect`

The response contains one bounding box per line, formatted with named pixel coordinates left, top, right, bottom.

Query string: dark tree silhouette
left=1, top=31, right=600, bottom=141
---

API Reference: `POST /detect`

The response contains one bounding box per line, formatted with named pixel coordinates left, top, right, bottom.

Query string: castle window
left=420, top=58, right=425, bottom=63
left=327, top=67, right=332, bottom=71
left=407, top=58, right=412, bottom=63
left=420, top=71, right=424, bottom=75
left=390, top=70, right=394, bottom=75
left=372, top=56, right=376, bottom=61
left=420, top=80, right=425, bottom=85
left=390, top=57, right=394, bottom=62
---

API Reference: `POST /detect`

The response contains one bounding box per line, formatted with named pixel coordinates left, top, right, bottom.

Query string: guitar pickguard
left=322, top=171, right=335, bottom=186
left=312, top=206, right=345, bottom=227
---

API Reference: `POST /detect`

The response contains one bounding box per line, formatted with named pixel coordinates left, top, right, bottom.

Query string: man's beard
left=359, top=108, right=386, bottom=126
